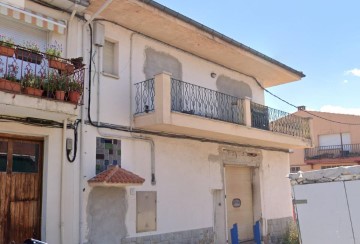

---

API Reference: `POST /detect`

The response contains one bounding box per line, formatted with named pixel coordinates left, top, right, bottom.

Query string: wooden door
left=0, top=136, right=43, bottom=244
left=225, top=166, right=254, bottom=242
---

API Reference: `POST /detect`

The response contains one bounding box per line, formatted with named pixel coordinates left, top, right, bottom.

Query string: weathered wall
left=93, top=21, right=265, bottom=126
left=261, top=150, right=292, bottom=220
left=86, top=187, right=127, bottom=244
left=216, top=75, right=252, bottom=99
left=144, top=47, right=182, bottom=80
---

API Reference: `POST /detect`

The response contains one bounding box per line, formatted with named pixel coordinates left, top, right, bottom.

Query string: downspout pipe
left=60, top=119, right=67, bottom=244
left=96, top=32, right=156, bottom=184
left=80, top=1, right=113, bottom=243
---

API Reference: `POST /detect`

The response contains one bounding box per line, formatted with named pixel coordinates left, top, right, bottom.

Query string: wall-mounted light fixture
left=210, top=72, right=217, bottom=78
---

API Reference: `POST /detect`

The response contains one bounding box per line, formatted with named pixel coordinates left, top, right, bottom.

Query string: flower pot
left=68, top=91, right=81, bottom=104
left=0, top=46, right=15, bottom=57
left=15, top=48, right=43, bottom=65
left=0, top=78, right=21, bottom=93
left=48, top=59, right=74, bottom=74
left=24, top=87, right=43, bottom=97
left=55, top=90, right=65, bottom=100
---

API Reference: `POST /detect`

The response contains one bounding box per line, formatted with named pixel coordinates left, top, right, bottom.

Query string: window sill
left=102, top=72, right=119, bottom=79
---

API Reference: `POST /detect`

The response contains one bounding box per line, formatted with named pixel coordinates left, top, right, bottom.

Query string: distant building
left=290, top=109, right=360, bottom=172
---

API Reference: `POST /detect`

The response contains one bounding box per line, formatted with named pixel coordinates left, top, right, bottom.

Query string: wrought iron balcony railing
left=171, top=78, right=244, bottom=125
left=134, top=76, right=311, bottom=140
left=305, top=144, right=360, bottom=160
left=0, top=42, right=84, bottom=104
left=135, top=78, right=155, bottom=114
left=250, top=102, right=311, bottom=139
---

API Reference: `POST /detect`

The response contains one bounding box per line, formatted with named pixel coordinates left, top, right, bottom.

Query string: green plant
left=0, top=35, right=15, bottom=48
left=22, top=73, right=42, bottom=89
left=45, top=41, right=62, bottom=59
left=23, top=41, right=40, bottom=52
left=68, top=80, right=82, bottom=93
left=56, top=74, right=68, bottom=91
left=44, top=71, right=59, bottom=92
left=282, top=222, right=300, bottom=244
left=4, top=64, right=19, bottom=82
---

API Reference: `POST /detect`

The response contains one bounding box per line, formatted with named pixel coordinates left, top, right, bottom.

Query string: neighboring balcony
left=134, top=72, right=312, bottom=149
left=305, top=144, right=360, bottom=162
left=0, top=42, right=84, bottom=121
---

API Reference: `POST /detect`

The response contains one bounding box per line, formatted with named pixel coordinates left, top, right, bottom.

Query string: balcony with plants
left=133, top=72, right=312, bottom=149
left=0, top=35, right=85, bottom=120
left=0, top=36, right=84, bottom=104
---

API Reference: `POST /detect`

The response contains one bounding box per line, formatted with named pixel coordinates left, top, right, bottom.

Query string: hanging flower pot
left=0, top=45, right=15, bottom=57
left=15, top=48, right=43, bottom=65
left=0, top=78, right=21, bottom=93
left=55, top=90, right=65, bottom=100
left=48, top=59, right=74, bottom=73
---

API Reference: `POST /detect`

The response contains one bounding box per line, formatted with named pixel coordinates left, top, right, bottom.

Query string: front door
left=0, top=136, right=43, bottom=244
left=225, top=166, right=254, bottom=243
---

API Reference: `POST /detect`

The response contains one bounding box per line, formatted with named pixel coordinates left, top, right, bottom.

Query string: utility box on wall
left=93, top=22, right=105, bottom=47
left=136, top=191, right=157, bottom=233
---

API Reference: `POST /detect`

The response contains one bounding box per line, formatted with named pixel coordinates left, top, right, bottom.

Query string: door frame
left=223, top=165, right=255, bottom=243
left=0, top=133, right=44, bottom=243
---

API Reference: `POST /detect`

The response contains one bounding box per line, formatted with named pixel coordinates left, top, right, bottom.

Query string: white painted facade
left=0, top=0, right=307, bottom=243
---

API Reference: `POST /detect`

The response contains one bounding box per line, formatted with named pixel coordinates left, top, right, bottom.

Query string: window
left=136, top=191, right=157, bottom=233
left=290, top=166, right=300, bottom=173
left=319, top=133, right=351, bottom=148
left=102, top=40, right=118, bottom=76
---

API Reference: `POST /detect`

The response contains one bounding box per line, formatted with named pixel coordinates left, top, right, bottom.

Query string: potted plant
left=22, top=73, right=43, bottom=97
left=43, top=72, right=56, bottom=98
left=68, top=79, right=82, bottom=103
left=54, top=73, right=68, bottom=101
left=46, top=42, right=74, bottom=74
left=15, top=41, right=43, bottom=64
left=0, top=64, right=21, bottom=92
left=0, top=35, right=15, bottom=57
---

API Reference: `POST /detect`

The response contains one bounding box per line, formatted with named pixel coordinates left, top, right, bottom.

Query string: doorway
left=0, top=135, right=43, bottom=243
left=225, top=165, right=254, bottom=243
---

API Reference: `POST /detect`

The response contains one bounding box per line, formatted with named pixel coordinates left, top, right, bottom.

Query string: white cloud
left=345, top=68, right=360, bottom=77
left=343, top=79, right=348, bottom=83
left=320, top=105, right=360, bottom=115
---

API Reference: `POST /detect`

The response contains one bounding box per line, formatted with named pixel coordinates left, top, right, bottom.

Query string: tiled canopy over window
left=96, top=137, right=121, bottom=174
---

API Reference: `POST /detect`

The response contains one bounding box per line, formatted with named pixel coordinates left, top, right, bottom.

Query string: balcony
left=0, top=42, right=84, bottom=121
left=134, top=72, right=312, bottom=149
left=305, top=144, right=360, bottom=162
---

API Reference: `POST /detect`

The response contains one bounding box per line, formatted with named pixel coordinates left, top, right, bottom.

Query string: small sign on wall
left=232, top=198, right=241, bottom=208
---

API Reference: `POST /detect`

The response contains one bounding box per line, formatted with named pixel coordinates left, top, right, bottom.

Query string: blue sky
left=155, top=0, right=360, bottom=115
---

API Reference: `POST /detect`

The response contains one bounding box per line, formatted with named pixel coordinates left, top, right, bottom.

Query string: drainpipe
left=60, top=119, right=67, bottom=244
left=96, top=32, right=156, bottom=184
left=80, top=1, right=113, bottom=243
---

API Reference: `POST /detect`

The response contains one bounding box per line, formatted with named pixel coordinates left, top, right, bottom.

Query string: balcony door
left=0, top=136, right=43, bottom=244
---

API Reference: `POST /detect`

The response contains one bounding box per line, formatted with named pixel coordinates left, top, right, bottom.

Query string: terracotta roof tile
left=88, top=165, right=145, bottom=186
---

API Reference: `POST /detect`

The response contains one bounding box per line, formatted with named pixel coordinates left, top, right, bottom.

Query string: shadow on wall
left=86, top=187, right=128, bottom=244
left=144, top=47, right=182, bottom=80
left=216, top=75, right=252, bottom=99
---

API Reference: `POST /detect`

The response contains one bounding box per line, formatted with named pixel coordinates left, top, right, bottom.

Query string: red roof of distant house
left=88, top=165, right=145, bottom=186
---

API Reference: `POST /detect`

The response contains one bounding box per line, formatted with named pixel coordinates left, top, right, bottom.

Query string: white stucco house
left=0, top=0, right=312, bottom=243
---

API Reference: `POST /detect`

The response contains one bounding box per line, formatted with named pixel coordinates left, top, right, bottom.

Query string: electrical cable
left=252, top=77, right=360, bottom=126
left=67, top=119, right=81, bottom=163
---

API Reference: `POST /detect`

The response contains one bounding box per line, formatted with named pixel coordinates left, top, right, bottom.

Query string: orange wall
left=290, top=111, right=360, bottom=171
